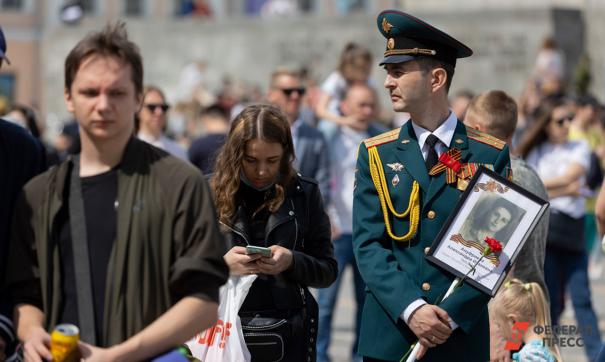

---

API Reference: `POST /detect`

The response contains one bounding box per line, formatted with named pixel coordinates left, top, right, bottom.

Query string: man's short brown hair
left=466, top=90, right=518, bottom=141
left=64, top=21, right=143, bottom=95
left=416, top=57, right=455, bottom=93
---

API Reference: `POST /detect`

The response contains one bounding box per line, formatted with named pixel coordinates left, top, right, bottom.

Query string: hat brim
left=379, top=54, right=416, bottom=66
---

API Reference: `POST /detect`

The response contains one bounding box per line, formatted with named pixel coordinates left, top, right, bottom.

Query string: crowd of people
left=0, top=7, right=605, bottom=362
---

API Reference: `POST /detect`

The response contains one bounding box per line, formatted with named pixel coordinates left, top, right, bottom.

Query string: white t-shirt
left=526, top=140, right=590, bottom=218
left=328, top=126, right=369, bottom=233
left=137, top=132, right=188, bottom=161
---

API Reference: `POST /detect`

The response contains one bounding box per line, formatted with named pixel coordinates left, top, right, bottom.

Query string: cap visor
left=379, top=54, right=416, bottom=66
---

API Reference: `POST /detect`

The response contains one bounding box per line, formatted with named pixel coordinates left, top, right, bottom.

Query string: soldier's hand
left=223, top=246, right=263, bottom=275
left=408, top=304, right=452, bottom=348
left=416, top=343, right=428, bottom=360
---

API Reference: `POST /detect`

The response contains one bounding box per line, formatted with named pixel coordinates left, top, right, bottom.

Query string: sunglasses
left=145, top=103, right=170, bottom=113
left=279, top=87, right=306, bottom=97
left=554, top=115, right=574, bottom=126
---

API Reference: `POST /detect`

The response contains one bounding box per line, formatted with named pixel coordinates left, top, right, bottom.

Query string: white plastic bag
left=186, top=275, right=257, bottom=362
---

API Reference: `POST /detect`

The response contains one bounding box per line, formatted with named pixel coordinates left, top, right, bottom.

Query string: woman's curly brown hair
left=211, top=104, right=296, bottom=223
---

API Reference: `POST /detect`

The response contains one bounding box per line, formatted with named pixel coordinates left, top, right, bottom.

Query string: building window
left=125, top=0, right=144, bottom=16
left=0, top=0, right=24, bottom=10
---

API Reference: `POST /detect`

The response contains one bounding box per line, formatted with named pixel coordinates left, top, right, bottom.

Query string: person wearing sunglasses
left=136, top=85, right=187, bottom=160
left=267, top=67, right=331, bottom=204
left=517, top=96, right=602, bottom=361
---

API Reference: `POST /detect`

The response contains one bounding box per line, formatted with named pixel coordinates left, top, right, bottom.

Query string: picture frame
left=426, top=167, right=549, bottom=297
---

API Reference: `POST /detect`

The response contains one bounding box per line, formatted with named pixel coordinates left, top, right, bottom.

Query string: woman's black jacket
left=220, top=175, right=338, bottom=311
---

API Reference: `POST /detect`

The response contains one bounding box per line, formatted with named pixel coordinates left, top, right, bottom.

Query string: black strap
left=425, top=134, right=440, bottom=171
left=68, top=155, right=97, bottom=344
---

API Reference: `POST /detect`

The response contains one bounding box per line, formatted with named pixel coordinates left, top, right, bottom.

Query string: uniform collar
left=411, top=110, right=458, bottom=150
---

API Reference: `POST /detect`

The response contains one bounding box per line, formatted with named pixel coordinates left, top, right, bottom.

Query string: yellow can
left=50, top=324, right=80, bottom=362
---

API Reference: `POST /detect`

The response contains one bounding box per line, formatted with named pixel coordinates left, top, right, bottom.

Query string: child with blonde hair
left=491, top=279, right=561, bottom=362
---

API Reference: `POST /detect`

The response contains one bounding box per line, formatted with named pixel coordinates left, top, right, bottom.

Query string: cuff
left=401, top=299, right=427, bottom=325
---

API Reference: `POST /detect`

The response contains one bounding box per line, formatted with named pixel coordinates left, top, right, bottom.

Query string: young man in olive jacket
left=4, top=22, right=228, bottom=361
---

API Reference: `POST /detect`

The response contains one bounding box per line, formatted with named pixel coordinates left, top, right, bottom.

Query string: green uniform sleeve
left=352, top=143, right=424, bottom=323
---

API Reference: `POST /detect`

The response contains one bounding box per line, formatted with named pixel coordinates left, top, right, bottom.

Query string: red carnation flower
left=484, top=237, right=503, bottom=254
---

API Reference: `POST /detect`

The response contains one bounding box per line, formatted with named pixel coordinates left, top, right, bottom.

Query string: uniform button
left=424, top=247, right=430, bottom=255
left=427, top=210, right=436, bottom=219
left=422, top=282, right=431, bottom=291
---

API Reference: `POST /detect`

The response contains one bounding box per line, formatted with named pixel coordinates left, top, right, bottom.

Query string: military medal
left=456, top=178, right=469, bottom=191
left=429, top=149, right=494, bottom=189
left=391, top=174, right=400, bottom=187
left=387, top=162, right=404, bottom=172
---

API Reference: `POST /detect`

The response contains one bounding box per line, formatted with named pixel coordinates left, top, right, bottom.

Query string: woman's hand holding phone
left=255, top=245, right=293, bottom=275
left=224, top=246, right=263, bottom=275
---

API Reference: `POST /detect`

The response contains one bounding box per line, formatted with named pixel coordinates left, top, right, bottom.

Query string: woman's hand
left=224, top=246, right=262, bottom=275
left=255, top=245, right=293, bottom=275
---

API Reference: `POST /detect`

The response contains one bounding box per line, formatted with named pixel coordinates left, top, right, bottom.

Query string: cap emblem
left=387, top=38, right=395, bottom=50
left=382, top=18, right=394, bottom=34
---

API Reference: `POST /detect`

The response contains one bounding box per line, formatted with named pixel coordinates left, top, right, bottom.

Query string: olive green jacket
left=5, top=138, right=229, bottom=347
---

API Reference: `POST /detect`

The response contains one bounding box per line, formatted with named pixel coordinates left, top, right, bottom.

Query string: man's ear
left=64, top=88, right=74, bottom=113
left=266, top=89, right=277, bottom=103
left=463, top=112, right=485, bottom=132
left=431, top=68, right=447, bottom=93
left=135, top=91, right=143, bottom=113
left=340, top=99, right=350, bottom=116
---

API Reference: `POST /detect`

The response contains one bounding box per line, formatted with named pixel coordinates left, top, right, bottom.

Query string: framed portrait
left=426, top=167, right=549, bottom=296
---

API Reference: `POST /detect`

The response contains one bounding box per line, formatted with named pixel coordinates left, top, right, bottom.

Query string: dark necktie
left=425, top=134, right=440, bottom=171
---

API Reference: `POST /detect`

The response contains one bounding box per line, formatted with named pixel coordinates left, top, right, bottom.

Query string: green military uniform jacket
left=353, top=120, right=511, bottom=361
left=5, top=137, right=229, bottom=347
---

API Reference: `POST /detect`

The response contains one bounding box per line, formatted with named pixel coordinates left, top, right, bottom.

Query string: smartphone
left=245, top=245, right=272, bottom=257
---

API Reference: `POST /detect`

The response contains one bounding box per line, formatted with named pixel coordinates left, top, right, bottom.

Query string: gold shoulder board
left=363, top=128, right=400, bottom=148
left=466, top=126, right=506, bottom=150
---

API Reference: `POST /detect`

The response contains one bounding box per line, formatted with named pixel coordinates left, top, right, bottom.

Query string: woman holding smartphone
left=211, top=104, right=337, bottom=362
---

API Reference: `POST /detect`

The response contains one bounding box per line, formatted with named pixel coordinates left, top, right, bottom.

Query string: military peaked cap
left=377, top=10, right=472, bottom=67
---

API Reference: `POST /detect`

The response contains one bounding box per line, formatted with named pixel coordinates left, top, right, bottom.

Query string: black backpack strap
left=68, top=155, right=97, bottom=344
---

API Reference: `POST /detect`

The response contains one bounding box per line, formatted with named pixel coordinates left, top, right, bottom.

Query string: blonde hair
left=492, top=279, right=561, bottom=361
left=269, top=67, right=301, bottom=88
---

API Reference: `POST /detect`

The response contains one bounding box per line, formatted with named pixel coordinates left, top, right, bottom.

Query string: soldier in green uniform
left=353, top=10, right=512, bottom=361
